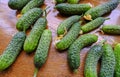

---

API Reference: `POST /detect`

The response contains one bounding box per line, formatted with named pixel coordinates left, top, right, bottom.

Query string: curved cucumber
left=81, top=17, right=106, bottom=34
left=102, top=25, right=120, bottom=35
left=34, top=30, right=52, bottom=77
left=8, top=0, right=30, bottom=10
left=67, top=0, right=79, bottom=4
left=114, top=43, right=120, bottom=77
left=84, top=42, right=104, bottom=77
left=55, top=3, right=91, bottom=15
left=68, top=34, right=98, bottom=71
left=16, top=8, right=43, bottom=31
left=56, top=22, right=81, bottom=50
left=21, top=0, right=44, bottom=14
left=56, top=0, right=66, bottom=4
left=100, top=44, right=115, bottom=77
left=24, top=18, right=47, bottom=53
left=84, top=0, right=119, bottom=20
left=57, top=15, right=81, bottom=36
left=0, top=32, right=26, bottom=71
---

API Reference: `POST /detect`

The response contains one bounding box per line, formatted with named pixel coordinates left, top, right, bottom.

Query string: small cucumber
left=34, top=30, right=52, bottom=77
left=114, top=43, right=120, bottom=77
left=8, top=0, right=30, bottom=10
left=16, top=8, right=43, bottom=31
left=24, top=18, right=47, bottom=53
left=21, top=0, right=44, bottom=14
left=55, top=22, right=81, bottom=50
left=55, top=3, right=91, bottom=15
left=100, top=44, right=115, bottom=77
left=67, top=0, right=79, bottom=4
left=68, top=34, right=98, bottom=72
left=56, top=0, right=66, bottom=4
left=102, top=25, right=120, bottom=35
left=81, top=17, right=106, bottom=34
left=84, top=0, right=119, bottom=20
left=84, top=41, right=104, bottom=77
left=57, top=15, right=81, bottom=36
left=0, top=32, right=26, bottom=71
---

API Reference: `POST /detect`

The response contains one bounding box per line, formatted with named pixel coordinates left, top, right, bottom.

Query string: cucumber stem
left=105, top=18, right=110, bottom=20
left=73, top=69, right=78, bottom=73
left=33, top=68, right=39, bottom=77
left=43, top=6, right=50, bottom=17
left=99, top=40, right=106, bottom=46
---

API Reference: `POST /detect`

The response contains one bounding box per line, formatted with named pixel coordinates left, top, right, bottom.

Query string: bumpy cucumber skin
left=114, top=44, right=120, bottom=77
left=67, top=0, right=79, bottom=4
left=68, top=34, right=98, bottom=71
left=16, top=8, right=43, bottom=31
left=57, top=15, right=81, bottom=36
left=8, top=0, right=30, bottom=10
left=34, top=30, right=52, bottom=68
left=102, top=25, right=120, bottom=35
left=84, top=0, right=119, bottom=20
left=81, top=17, right=106, bottom=33
left=100, top=44, right=115, bottom=77
left=56, top=0, right=66, bottom=3
left=21, top=0, right=44, bottom=14
left=56, top=22, right=81, bottom=50
left=84, top=44, right=103, bottom=77
left=24, top=18, right=47, bottom=53
left=55, top=3, right=91, bottom=15
left=0, top=32, right=26, bottom=71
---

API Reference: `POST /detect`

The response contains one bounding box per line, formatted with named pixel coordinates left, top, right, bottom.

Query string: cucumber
left=114, top=43, right=120, bottom=77
left=100, top=44, right=115, bottom=77
left=57, top=15, right=81, bottom=36
left=55, top=3, right=91, bottom=15
left=21, top=0, right=44, bottom=14
left=84, top=41, right=104, bottom=77
left=67, top=0, right=79, bottom=4
left=34, top=29, right=52, bottom=77
left=55, top=22, right=81, bottom=50
left=16, top=8, right=43, bottom=31
left=102, top=25, right=120, bottom=35
left=81, top=17, right=106, bottom=34
left=8, top=0, right=30, bottom=10
left=68, top=34, right=98, bottom=72
left=84, top=0, right=119, bottom=20
left=24, top=18, right=47, bottom=53
left=0, top=32, right=26, bottom=71
left=56, top=0, right=66, bottom=4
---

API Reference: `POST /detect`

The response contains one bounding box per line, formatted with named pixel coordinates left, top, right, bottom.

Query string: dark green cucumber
left=100, top=44, right=115, bottom=77
left=0, top=32, right=26, bottom=71
left=102, top=25, right=120, bottom=35
left=55, top=22, right=81, bottom=50
left=16, top=8, right=43, bottom=31
left=67, top=0, right=79, bottom=4
left=24, top=18, right=47, bottom=53
left=55, top=3, right=91, bottom=15
left=56, top=0, right=66, bottom=4
left=84, top=0, right=119, bottom=20
left=21, top=0, right=44, bottom=14
left=84, top=41, right=104, bottom=77
left=57, top=15, right=81, bottom=36
left=114, top=43, right=120, bottom=77
left=68, top=34, right=98, bottom=72
left=8, top=0, right=30, bottom=10
left=34, top=30, right=52, bottom=77
left=81, top=17, right=106, bottom=34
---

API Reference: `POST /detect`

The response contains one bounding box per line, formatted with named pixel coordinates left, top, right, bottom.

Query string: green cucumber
left=21, top=0, right=44, bottom=14
left=55, top=22, right=81, bottom=50
left=100, top=44, right=115, bottom=77
left=34, top=29, right=52, bottom=77
left=68, top=34, right=98, bottom=72
left=0, top=32, right=26, bottom=71
left=84, top=41, right=104, bottom=77
left=16, top=8, right=43, bottom=31
left=67, top=0, right=79, bottom=4
left=57, top=15, right=81, bottom=36
left=56, top=0, right=66, bottom=4
left=55, top=3, right=91, bottom=15
left=8, top=0, right=30, bottom=10
left=84, top=0, right=119, bottom=20
left=102, top=25, right=120, bottom=35
left=114, top=43, right=120, bottom=77
left=81, top=17, right=107, bottom=34
left=24, top=18, right=47, bottom=53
